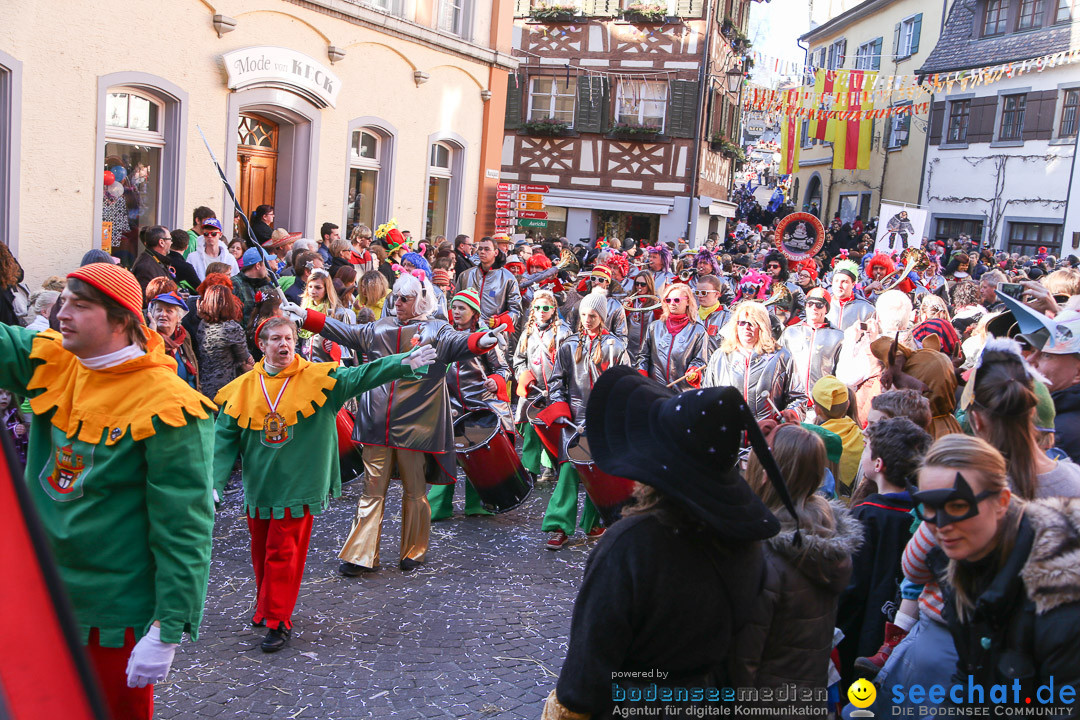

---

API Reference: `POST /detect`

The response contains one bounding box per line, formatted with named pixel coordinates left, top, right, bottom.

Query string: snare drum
left=525, top=396, right=564, bottom=460
left=335, top=407, right=364, bottom=483
left=453, top=410, right=533, bottom=513
left=566, top=432, right=635, bottom=526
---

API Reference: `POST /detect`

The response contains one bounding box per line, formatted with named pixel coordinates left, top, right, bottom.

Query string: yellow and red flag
left=832, top=70, right=877, bottom=170
left=779, top=87, right=802, bottom=174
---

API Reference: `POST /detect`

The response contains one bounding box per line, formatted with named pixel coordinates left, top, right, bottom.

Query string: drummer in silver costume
left=285, top=272, right=505, bottom=574
left=635, top=283, right=708, bottom=391
left=429, top=287, right=513, bottom=521
left=703, top=301, right=808, bottom=422
left=563, top=266, right=628, bottom=344
left=644, top=244, right=675, bottom=292
left=512, top=289, right=572, bottom=482
left=623, top=271, right=661, bottom=358
left=455, top=236, right=523, bottom=334
left=826, top=259, right=875, bottom=332
left=779, top=287, right=845, bottom=397
left=538, top=291, right=631, bottom=550
left=695, top=274, right=733, bottom=354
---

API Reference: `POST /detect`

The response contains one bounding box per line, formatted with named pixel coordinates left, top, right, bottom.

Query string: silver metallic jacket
left=445, top=333, right=513, bottom=431
left=703, top=346, right=808, bottom=421
left=549, top=332, right=631, bottom=458
left=456, top=265, right=523, bottom=327
left=564, top=293, right=628, bottom=345
left=635, top=319, right=709, bottom=391
left=825, top=296, right=875, bottom=332
left=779, top=322, right=845, bottom=395
left=622, top=297, right=658, bottom=357
left=315, top=315, right=477, bottom=452
left=700, top=306, right=733, bottom=355
left=512, top=320, right=573, bottom=422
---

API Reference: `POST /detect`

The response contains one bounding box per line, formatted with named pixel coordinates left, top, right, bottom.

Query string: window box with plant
left=608, top=122, right=664, bottom=141
left=620, top=2, right=670, bottom=23
left=521, top=118, right=574, bottom=137
left=529, top=3, right=581, bottom=22
left=709, top=134, right=744, bottom=160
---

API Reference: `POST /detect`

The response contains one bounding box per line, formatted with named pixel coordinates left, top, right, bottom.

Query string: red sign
left=517, top=210, right=547, bottom=219
left=496, top=192, right=514, bottom=200
left=497, top=183, right=519, bottom=192
left=495, top=210, right=517, bottom=218
left=523, top=184, right=550, bottom=193
left=495, top=201, right=512, bottom=209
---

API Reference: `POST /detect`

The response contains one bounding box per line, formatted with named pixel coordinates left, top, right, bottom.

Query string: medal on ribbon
left=260, top=374, right=292, bottom=446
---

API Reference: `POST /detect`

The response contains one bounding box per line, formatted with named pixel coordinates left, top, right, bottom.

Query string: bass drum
left=453, top=410, right=533, bottom=513
left=525, top=395, right=564, bottom=460
left=566, top=431, right=635, bottom=526
left=335, top=407, right=364, bottom=483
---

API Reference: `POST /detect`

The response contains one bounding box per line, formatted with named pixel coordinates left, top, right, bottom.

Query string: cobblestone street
left=157, top=476, right=589, bottom=719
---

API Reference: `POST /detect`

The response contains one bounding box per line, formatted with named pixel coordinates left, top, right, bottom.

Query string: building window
left=427, top=142, right=453, bottom=239
left=854, top=39, right=882, bottom=70
left=1056, top=0, right=1075, bottom=22
left=999, top=93, right=1026, bottom=141
left=887, top=105, right=912, bottom=148
left=825, top=39, right=847, bottom=70
left=528, top=77, right=576, bottom=124
left=366, top=0, right=404, bottom=15
left=347, top=130, right=380, bottom=234
left=1008, top=221, right=1062, bottom=253
left=800, top=119, right=811, bottom=148
left=933, top=217, right=984, bottom=243
left=947, top=99, right=971, bottom=143
left=615, top=80, right=668, bottom=132
left=897, top=17, right=916, bottom=56
left=439, top=0, right=465, bottom=35
left=984, top=0, right=1008, bottom=34
left=1017, top=0, right=1045, bottom=27
left=103, top=89, right=166, bottom=260
left=1060, top=88, right=1079, bottom=137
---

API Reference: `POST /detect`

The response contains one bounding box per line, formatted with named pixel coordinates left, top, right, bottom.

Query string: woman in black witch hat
left=541, top=366, right=802, bottom=720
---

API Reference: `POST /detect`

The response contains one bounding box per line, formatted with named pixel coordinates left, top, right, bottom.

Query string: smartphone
left=998, top=282, right=1024, bottom=300
left=858, top=321, right=868, bottom=332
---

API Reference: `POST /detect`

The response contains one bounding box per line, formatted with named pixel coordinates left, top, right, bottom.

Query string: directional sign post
left=497, top=183, right=520, bottom=192
left=517, top=210, right=547, bottom=219
left=523, top=184, right=550, bottom=193
left=518, top=219, right=548, bottom=229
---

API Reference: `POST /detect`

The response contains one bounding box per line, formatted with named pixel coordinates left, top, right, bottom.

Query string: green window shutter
left=872, top=37, right=883, bottom=70
left=910, top=13, right=923, bottom=54
left=575, top=76, right=604, bottom=133
left=675, top=0, right=704, bottom=18
left=892, top=22, right=901, bottom=57
left=505, top=74, right=523, bottom=130
left=513, top=0, right=531, bottom=16
left=667, top=79, right=700, bottom=138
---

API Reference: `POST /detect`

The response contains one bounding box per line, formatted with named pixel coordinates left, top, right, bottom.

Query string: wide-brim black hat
left=586, top=367, right=801, bottom=543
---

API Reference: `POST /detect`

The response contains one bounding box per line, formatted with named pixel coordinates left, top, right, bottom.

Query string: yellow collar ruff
left=214, top=355, right=337, bottom=430
left=27, top=329, right=216, bottom=446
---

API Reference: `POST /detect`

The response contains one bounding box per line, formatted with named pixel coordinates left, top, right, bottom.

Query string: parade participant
left=623, top=270, right=659, bottom=358
left=764, top=250, right=806, bottom=318
left=212, top=317, right=435, bottom=652
left=282, top=272, right=507, bottom=574
left=916, top=292, right=950, bottom=324
left=913, top=435, right=1080, bottom=704
left=0, top=263, right=217, bottom=719
left=513, top=288, right=572, bottom=483
left=692, top=248, right=735, bottom=303
left=810, top=377, right=864, bottom=499
left=148, top=291, right=199, bottom=391
left=781, top=287, right=844, bottom=397
left=862, top=252, right=896, bottom=303
left=635, top=283, right=708, bottom=390
left=703, top=301, right=807, bottom=422
left=644, top=244, right=674, bottom=292
left=567, top=266, right=628, bottom=344
left=539, top=291, right=631, bottom=550
left=794, top=262, right=820, bottom=294
left=428, top=288, right=513, bottom=521
left=541, top=368, right=800, bottom=719
left=455, top=236, right=522, bottom=333
left=827, top=259, right=875, bottom=332
left=695, top=274, right=732, bottom=354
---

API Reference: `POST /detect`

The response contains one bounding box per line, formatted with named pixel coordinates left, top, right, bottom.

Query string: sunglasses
left=392, top=293, right=417, bottom=304
left=593, top=277, right=610, bottom=283
left=806, top=299, right=827, bottom=308
left=533, top=304, right=554, bottom=312
left=766, top=264, right=781, bottom=270
left=694, top=289, right=718, bottom=297
left=663, top=297, right=687, bottom=304
left=204, top=231, right=222, bottom=238
left=737, top=320, right=756, bottom=328
left=634, top=281, right=648, bottom=288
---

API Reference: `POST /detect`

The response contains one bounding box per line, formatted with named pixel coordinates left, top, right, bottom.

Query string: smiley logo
left=847, top=678, right=877, bottom=709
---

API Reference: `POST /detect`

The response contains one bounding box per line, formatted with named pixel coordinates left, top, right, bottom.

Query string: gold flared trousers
left=338, top=446, right=431, bottom=568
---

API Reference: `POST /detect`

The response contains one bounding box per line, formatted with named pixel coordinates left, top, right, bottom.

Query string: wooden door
left=237, top=114, right=278, bottom=226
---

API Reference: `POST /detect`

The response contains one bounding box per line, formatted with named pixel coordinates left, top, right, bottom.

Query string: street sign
left=519, top=201, right=545, bottom=210
left=497, top=183, right=519, bottom=191
left=495, top=200, right=512, bottom=209
left=517, top=193, right=544, bottom=202
left=518, top=219, right=548, bottom=228
left=517, top=210, right=547, bottom=219
left=496, top=192, right=514, bottom=200
left=495, top=210, right=517, bottom=218
left=523, top=184, right=549, bottom=193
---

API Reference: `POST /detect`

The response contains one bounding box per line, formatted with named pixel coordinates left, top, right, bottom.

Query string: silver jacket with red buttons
left=702, top=346, right=808, bottom=421
left=825, top=295, right=875, bottom=332
left=779, top=321, right=845, bottom=396
left=548, top=331, right=631, bottom=460
left=634, top=318, right=709, bottom=391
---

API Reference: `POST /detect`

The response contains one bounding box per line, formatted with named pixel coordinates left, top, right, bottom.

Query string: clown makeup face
left=451, top=300, right=477, bottom=330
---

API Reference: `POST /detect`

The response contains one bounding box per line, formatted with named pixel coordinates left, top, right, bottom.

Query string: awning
left=706, top=201, right=737, bottom=218
left=543, top=189, right=675, bottom=216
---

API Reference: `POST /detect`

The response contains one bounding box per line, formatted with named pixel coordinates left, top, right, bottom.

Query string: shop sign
left=223, top=46, right=342, bottom=108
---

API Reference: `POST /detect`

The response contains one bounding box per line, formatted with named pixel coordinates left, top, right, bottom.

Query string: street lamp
left=725, top=66, right=744, bottom=94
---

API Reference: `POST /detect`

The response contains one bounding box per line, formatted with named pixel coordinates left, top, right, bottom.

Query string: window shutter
left=892, top=22, right=901, bottom=58
left=505, top=74, right=523, bottom=130
left=1035, top=89, right=1057, bottom=139
left=514, top=0, right=531, bottom=16
left=1022, top=94, right=1040, bottom=141
left=667, top=79, right=700, bottom=138
left=909, top=13, right=923, bottom=54
left=675, top=0, right=704, bottom=18
left=837, top=39, right=847, bottom=68
left=575, top=76, right=604, bottom=133
left=872, top=37, right=883, bottom=70
left=595, top=0, right=620, bottom=15
left=968, top=97, right=997, bottom=143
left=929, top=101, right=945, bottom=145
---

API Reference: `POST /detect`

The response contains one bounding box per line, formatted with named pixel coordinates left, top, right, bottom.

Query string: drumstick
left=666, top=372, right=692, bottom=388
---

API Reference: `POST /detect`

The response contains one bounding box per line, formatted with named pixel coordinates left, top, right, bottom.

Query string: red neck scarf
left=665, top=313, right=691, bottom=336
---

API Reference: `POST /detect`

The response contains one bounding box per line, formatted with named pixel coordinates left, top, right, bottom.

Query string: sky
left=746, top=0, right=811, bottom=87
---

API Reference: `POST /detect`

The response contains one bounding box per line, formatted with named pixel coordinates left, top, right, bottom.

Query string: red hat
left=591, top=265, right=613, bottom=280
left=806, top=287, right=831, bottom=310
left=432, top=268, right=451, bottom=286
left=67, top=263, right=145, bottom=323
left=386, top=228, right=407, bottom=252
left=452, top=287, right=482, bottom=315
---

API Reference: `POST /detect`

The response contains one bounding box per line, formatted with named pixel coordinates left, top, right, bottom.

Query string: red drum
left=566, top=432, right=635, bottom=526
left=335, top=407, right=364, bottom=483
left=525, top=396, right=564, bottom=460
left=453, top=410, right=533, bottom=513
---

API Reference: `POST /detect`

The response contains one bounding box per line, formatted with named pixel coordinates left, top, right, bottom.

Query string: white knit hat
left=578, top=291, right=609, bottom=326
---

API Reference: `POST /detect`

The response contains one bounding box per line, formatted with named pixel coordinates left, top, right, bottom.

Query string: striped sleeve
left=901, top=522, right=938, bottom=585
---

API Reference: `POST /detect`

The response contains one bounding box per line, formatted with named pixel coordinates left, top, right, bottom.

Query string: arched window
left=348, top=130, right=381, bottom=233
left=426, top=142, right=454, bottom=239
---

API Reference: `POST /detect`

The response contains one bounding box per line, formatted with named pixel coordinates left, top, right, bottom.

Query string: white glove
left=477, top=324, right=509, bottom=350
left=404, top=344, right=437, bottom=371
left=279, top=299, right=308, bottom=325
left=126, top=625, right=178, bottom=688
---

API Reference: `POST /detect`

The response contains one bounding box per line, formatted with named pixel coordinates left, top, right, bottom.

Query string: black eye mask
left=908, top=472, right=999, bottom=528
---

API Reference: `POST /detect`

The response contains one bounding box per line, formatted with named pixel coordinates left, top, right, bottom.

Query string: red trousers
left=85, top=627, right=153, bottom=720
left=247, top=510, right=314, bottom=630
